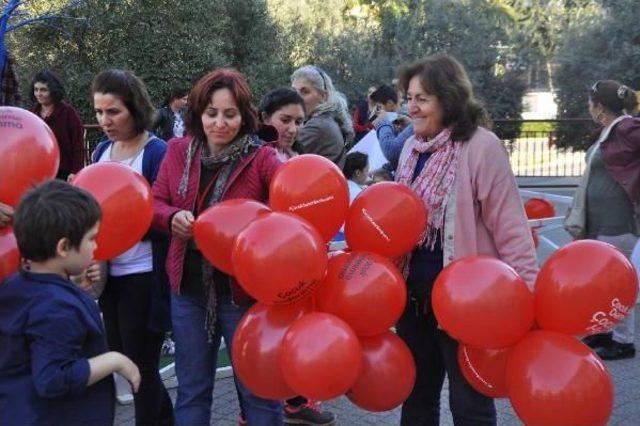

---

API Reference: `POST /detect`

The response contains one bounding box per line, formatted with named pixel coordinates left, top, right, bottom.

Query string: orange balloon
left=0, top=228, right=20, bottom=282
left=0, top=107, right=59, bottom=207
left=232, top=212, right=327, bottom=305
left=347, top=331, right=416, bottom=412
left=73, top=162, right=153, bottom=260
left=232, top=300, right=313, bottom=400
left=457, top=344, right=511, bottom=398
left=193, top=199, right=270, bottom=275
left=507, top=331, right=613, bottom=425
left=535, top=239, right=638, bottom=336
left=524, top=198, right=555, bottom=219
left=270, top=155, right=349, bottom=242
left=280, top=312, right=363, bottom=400
left=345, top=182, right=427, bottom=258
left=432, top=256, right=534, bottom=348
left=315, top=251, right=406, bottom=336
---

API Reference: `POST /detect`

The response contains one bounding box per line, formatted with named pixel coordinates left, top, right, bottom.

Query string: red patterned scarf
left=395, top=128, right=461, bottom=249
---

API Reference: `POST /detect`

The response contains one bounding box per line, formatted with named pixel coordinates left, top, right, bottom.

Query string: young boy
left=0, top=180, right=140, bottom=425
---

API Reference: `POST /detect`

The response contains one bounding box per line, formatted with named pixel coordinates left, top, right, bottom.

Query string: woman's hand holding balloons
left=0, top=203, right=14, bottom=228
left=171, top=210, right=195, bottom=240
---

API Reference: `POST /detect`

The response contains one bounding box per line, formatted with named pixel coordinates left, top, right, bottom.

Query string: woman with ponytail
left=569, top=80, right=640, bottom=361
left=291, top=65, right=354, bottom=169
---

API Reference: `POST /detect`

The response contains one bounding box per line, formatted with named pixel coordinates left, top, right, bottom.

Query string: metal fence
left=83, top=118, right=596, bottom=178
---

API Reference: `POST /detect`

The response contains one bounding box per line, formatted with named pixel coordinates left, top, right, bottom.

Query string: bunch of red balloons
left=433, top=239, right=638, bottom=425
left=193, top=155, right=428, bottom=411
left=0, top=107, right=60, bottom=280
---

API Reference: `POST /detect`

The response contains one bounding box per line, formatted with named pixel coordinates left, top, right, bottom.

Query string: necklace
left=109, top=132, right=150, bottom=166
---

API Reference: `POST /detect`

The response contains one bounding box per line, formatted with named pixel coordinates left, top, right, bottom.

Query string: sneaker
left=582, top=332, right=612, bottom=349
left=596, top=342, right=636, bottom=360
left=161, top=337, right=175, bottom=356
left=284, top=400, right=337, bottom=426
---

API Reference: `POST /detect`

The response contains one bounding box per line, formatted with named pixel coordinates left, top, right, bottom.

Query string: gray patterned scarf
left=179, top=134, right=253, bottom=340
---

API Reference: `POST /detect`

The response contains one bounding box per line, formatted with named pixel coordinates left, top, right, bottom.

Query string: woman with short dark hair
left=152, top=68, right=283, bottom=425
left=395, top=54, right=538, bottom=425
left=30, top=70, right=85, bottom=180
left=150, top=87, right=189, bottom=141
left=259, top=87, right=305, bottom=161
left=90, top=69, right=174, bottom=425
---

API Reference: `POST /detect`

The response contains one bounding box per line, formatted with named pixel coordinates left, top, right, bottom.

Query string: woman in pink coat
left=394, top=54, right=538, bottom=426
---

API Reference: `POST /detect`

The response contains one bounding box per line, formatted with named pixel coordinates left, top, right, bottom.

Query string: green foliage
left=9, top=0, right=554, bottom=125
left=552, top=0, right=640, bottom=148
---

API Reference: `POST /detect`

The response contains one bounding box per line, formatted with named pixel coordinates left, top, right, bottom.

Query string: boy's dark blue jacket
left=0, top=271, right=115, bottom=425
left=93, top=136, right=171, bottom=332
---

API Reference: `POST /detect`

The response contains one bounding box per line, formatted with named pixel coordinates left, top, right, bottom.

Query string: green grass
left=159, top=347, right=231, bottom=369
left=519, top=121, right=558, bottom=133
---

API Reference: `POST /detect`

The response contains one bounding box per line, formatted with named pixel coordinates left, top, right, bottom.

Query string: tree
left=552, top=0, right=639, bottom=148
left=1, top=0, right=83, bottom=104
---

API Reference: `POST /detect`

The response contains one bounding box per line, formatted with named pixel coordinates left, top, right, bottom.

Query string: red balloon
left=345, top=182, right=427, bottom=258
left=73, top=162, right=153, bottom=260
left=507, top=331, right=613, bottom=425
left=347, top=331, right=416, bottom=412
left=0, top=107, right=59, bottom=207
left=535, top=239, right=638, bottom=336
left=457, top=344, right=511, bottom=398
left=524, top=197, right=556, bottom=220
left=280, top=312, right=363, bottom=400
left=0, top=228, right=20, bottom=282
left=232, top=212, right=327, bottom=305
left=232, top=300, right=313, bottom=400
left=270, top=155, right=349, bottom=242
left=315, top=251, right=406, bottom=336
left=432, top=256, right=534, bottom=348
left=194, top=199, right=270, bottom=275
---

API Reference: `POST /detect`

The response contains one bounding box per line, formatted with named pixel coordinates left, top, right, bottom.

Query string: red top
left=32, top=102, right=85, bottom=173
left=600, top=117, right=640, bottom=204
left=152, top=136, right=282, bottom=301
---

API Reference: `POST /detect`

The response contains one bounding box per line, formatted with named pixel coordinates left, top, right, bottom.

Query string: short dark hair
left=164, top=86, right=189, bottom=107
left=91, top=69, right=155, bottom=135
left=185, top=68, right=258, bottom=142
left=399, top=54, right=489, bottom=141
left=259, top=88, right=305, bottom=119
left=344, top=152, right=369, bottom=179
left=370, top=84, right=398, bottom=105
left=13, top=180, right=101, bottom=262
left=30, top=70, right=65, bottom=105
left=589, top=80, right=638, bottom=116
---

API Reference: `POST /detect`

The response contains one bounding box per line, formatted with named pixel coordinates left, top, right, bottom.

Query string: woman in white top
left=90, top=69, right=173, bottom=425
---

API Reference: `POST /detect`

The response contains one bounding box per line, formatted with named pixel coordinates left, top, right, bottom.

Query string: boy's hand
left=86, top=262, right=102, bottom=284
left=0, top=202, right=14, bottom=228
left=116, top=353, right=141, bottom=393
left=171, top=210, right=195, bottom=239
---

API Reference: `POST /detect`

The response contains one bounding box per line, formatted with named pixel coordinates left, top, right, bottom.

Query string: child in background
left=0, top=180, right=140, bottom=426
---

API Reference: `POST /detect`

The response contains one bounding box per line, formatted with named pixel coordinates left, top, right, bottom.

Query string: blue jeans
left=171, top=294, right=283, bottom=426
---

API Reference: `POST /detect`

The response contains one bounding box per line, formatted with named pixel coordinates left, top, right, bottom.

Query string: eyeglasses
left=591, top=80, right=629, bottom=99
left=313, top=66, right=328, bottom=91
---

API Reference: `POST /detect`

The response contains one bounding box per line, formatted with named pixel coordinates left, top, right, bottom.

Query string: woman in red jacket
left=152, top=68, right=283, bottom=426
left=30, top=70, right=85, bottom=180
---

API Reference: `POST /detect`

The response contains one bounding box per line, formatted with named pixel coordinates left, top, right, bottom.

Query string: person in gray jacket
left=291, top=65, right=354, bottom=169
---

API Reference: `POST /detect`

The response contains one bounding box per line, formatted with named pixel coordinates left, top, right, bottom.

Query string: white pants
left=597, top=234, right=637, bottom=344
